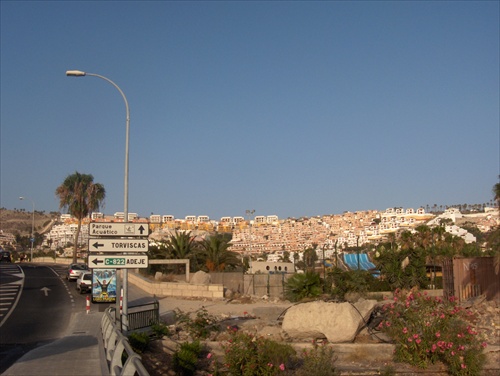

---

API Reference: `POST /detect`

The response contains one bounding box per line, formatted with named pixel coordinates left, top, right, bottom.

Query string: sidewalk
left=3, top=309, right=109, bottom=376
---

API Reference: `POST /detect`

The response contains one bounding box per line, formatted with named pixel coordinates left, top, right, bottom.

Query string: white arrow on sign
left=41, top=287, right=51, bottom=296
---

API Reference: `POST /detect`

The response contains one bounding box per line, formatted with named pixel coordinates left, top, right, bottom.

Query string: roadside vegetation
left=3, top=181, right=499, bottom=374
left=134, top=216, right=498, bottom=375
left=145, top=231, right=241, bottom=276
left=143, top=311, right=339, bottom=376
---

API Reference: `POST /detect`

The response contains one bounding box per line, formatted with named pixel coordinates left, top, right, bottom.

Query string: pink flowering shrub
left=379, top=288, right=487, bottom=376
left=221, top=330, right=296, bottom=376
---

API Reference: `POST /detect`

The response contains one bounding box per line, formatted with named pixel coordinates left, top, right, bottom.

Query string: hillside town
left=2, top=206, right=498, bottom=261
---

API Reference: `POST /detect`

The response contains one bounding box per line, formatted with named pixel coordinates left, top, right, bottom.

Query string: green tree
left=55, top=172, right=105, bottom=263
left=200, top=233, right=239, bottom=271
left=168, top=231, right=195, bottom=259
left=414, top=225, right=432, bottom=250
left=278, top=250, right=292, bottom=263
left=493, top=181, right=500, bottom=207
left=399, top=230, right=415, bottom=251
left=375, top=238, right=428, bottom=290
left=328, top=267, right=377, bottom=298
left=166, top=231, right=197, bottom=272
left=485, top=227, right=500, bottom=275
left=303, top=247, right=318, bottom=270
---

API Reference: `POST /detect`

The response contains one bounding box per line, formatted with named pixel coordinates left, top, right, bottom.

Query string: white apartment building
left=45, top=223, right=88, bottom=249
left=149, top=214, right=161, bottom=223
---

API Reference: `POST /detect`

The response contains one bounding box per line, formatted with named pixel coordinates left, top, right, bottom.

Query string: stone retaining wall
left=128, top=271, right=224, bottom=299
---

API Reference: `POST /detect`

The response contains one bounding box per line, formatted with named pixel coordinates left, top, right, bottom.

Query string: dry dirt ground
left=139, top=295, right=500, bottom=376
left=0, top=209, right=56, bottom=236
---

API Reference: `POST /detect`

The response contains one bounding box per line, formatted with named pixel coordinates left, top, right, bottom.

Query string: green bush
left=379, top=288, right=487, bottom=375
left=375, top=248, right=429, bottom=290
left=328, top=268, right=376, bottom=299
left=127, top=331, right=150, bottom=353
left=177, top=307, right=220, bottom=339
left=296, top=342, right=338, bottom=376
left=222, top=330, right=296, bottom=375
left=150, top=322, right=170, bottom=338
left=368, top=276, right=392, bottom=292
left=285, top=271, right=322, bottom=302
left=173, top=341, right=203, bottom=376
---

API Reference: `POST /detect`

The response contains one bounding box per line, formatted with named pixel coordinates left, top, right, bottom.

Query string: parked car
left=0, top=251, right=12, bottom=263
left=76, top=271, right=92, bottom=294
left=66, top=263, right=89, bottom=281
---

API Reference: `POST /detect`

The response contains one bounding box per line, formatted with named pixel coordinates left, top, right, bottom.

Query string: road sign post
left=87, top=221, right=150, bottom=330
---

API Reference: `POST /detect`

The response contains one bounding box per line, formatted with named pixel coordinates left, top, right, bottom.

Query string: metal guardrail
left=122, top=300, right=159, bottom=332
left=102, top=307, right=150, bottom=376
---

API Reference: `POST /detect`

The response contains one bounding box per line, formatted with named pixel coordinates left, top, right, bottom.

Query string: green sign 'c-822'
left=105, top=258, right=126, bottom=266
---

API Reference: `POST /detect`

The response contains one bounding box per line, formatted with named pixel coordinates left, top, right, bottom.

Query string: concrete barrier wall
left=32, top=257, right=85, bottom=265
left=210, top=272, right=293, bottom=298
left=128, top=271, right=224, bottom=299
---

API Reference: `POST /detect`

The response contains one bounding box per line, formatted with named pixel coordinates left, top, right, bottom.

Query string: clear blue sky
left=1, top=1, right=499, bottom=220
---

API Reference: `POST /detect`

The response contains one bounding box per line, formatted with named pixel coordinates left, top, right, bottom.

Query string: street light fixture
left=19, top=196, right=35, bottom=262
left=66, top=69, right=130, bottom=329
left=66, top=70, right=130, bottom=217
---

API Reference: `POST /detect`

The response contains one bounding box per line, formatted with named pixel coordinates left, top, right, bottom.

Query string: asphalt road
left=0, top=263, right=86, bottom=373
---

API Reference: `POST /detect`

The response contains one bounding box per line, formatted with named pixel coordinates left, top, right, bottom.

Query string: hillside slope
left=0, top=209, right=58, bottom=236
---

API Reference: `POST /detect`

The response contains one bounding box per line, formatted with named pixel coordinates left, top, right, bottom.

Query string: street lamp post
left=19, top=196, right=35, bottom=262
left=66, top=70, right=130, bottom=329
left=245, top=209, right=255, bottom=255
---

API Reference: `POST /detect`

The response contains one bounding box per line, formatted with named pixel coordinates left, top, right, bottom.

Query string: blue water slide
left=343, top=253, right=380, bottom=276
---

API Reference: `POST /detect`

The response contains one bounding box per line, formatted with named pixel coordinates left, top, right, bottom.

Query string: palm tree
left=414, top=225, right=432, bottom=250
left=399, top=230, right=414, bottom=251
left=55, top=172, right=105, bottom=263
left=303, top=247, right=318, bottom=270
left=166, top=230, right=197, bottom=273
left=493, top=182, right=500, bottom=207
left=168, top=231, right=195, bottom=259
left=200, top=233, right=239, bottom=271
left=387, top=232, right=397, bottom=251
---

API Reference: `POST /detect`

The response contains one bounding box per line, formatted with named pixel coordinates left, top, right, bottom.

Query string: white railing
left=101, top=307, right=150, bottom=376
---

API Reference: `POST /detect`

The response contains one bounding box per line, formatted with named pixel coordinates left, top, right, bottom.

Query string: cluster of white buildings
left=40, top=207, right=497, bottom=258
left=227, top=208, right=435, bottom=254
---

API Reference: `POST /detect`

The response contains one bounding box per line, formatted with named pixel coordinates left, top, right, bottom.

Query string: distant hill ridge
left=0, top=209, right=57, bottom=236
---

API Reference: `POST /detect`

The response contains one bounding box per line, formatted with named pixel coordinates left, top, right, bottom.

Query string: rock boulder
left=190, top=270, right=211, bottom=285
left=282, top=299, right=377, bottom=343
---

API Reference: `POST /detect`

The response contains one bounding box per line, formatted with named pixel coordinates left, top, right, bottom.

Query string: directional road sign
left=89, top=223, right=149, bottom=237
left=89, top=255, right=149, bottom=269
left=88, top=238, right=148, bottom=253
